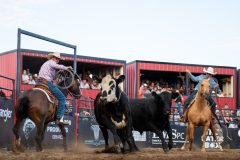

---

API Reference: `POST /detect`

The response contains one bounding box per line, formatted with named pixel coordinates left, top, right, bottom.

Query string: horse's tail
left=16, top=96, right=30, bottom=119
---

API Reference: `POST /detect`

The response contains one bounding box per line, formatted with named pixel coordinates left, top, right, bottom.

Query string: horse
left=12, top=70, right=81, bottom=152
left=181, top=79, right=223, bottom=152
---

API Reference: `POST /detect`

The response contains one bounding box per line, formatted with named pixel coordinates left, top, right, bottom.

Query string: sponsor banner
left=78, top=117, right=148, bottom=147
left=147, top=125, right=186, bottom=147
left=19, top=112, right=74, bottom=147
left=78, top=117, right=109, bottom=147
left=0, top=97, right=14, bottom=148
left=147, top=125, right=240, bottom=149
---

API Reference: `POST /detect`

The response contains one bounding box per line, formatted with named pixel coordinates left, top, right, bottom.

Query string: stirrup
left=56, top=117, right=69, bottom=125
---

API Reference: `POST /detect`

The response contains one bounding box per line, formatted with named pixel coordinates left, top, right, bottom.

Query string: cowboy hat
left=203, top=67, right=217, bottom=75
left=47, top=52, right=62, bottom=60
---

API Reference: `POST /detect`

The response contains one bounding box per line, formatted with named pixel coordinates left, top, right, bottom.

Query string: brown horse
left=181, top=79, right=223, bottom=152
left=12, top=72, right=81, bottom=152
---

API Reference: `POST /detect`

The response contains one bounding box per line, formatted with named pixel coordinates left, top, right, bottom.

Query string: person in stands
left=22, top=69, right=29, bottom=84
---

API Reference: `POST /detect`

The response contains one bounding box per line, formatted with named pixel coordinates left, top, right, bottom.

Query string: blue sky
left=0, top=0, right=239, bottom=68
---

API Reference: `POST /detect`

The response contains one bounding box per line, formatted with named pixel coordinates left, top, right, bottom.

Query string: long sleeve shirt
left=39, top=60, right=68, bottom=81
left=187, top=72, right=221, bottom=93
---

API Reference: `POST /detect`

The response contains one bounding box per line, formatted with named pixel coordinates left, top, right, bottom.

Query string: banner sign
left=78, top=116, right=110, bottom=147
left=19, top=107, right=75, bottom=147
left=147, top=125, right=240, bottom=149
left=0, top=97, right=14, bottom=148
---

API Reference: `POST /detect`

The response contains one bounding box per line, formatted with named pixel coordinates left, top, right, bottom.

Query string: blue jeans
left=46, top=81, right=66, bottom=119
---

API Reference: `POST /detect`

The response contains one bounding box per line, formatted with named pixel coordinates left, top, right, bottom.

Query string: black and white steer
left=93, top=74, right=138, bottom=153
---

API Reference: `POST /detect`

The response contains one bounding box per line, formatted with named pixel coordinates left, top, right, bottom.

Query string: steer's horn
left=111, top=114, right=126, bottom=129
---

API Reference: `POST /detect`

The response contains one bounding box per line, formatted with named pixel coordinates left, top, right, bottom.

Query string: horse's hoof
left=16, top=145, right=25, bottom=152
left=180, top=147, right=185, bottom=151
left=36, top=147, right=43, bottom=152
left=12, top=145, right=19, bottom=153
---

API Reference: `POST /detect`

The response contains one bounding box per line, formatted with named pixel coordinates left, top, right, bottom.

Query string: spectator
left=149, top=82, right=155, bottom=91
left=173, top=108, right=180, bottom=125
left=174, top=90, right=183, bottom=115
left=33, top=74, right=39, bottom=83
left=222, top=103, right=233, bottom=116
left=138, top=83, right=148, bottom=98
left=91, top=80, right=101, bottom=89
left=236, top=107, right=240, bottom=118
left=144, top=87, right=152, bottom=98
left=224, top=112, right=233, bottom=127
left=216, top=110, right=224, bottom=124
left=28, top=75, right=36, bottom=85
left=236, top=113, right=240, bottom=128
left=169, top=114, right=174, bottom=125
left=156, top=86, right=162, bottom=94
left=80, top=79, right=90, bottom=89
left=22, top=69, right=29, bottom=84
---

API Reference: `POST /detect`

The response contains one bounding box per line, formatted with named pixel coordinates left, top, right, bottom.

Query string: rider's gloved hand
left=67, top=66, right=73, bottom=70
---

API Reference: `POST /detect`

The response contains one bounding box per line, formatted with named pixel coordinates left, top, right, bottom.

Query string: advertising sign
left=0, top=97, right=14, bottom=148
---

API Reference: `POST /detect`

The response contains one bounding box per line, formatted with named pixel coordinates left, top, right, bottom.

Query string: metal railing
left=0, top=74, right=15, bottom=100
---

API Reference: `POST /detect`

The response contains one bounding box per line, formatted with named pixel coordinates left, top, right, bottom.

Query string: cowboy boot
left=56, top=116, right=69, bottom=125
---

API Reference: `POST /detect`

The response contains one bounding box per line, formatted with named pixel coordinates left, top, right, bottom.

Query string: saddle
left=34, top=84, right=56, bottom=104
left=34, top=84, right=58, bottom=121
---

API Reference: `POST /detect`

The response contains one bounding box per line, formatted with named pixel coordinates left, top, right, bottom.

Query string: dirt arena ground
left=1, top=145, right=240, bottom=160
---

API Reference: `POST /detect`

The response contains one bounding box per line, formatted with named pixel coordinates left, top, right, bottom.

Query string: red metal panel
left=0, top=52, right=17, bottom=96
left=21, top=52, right=125, bottom=67
left=126, top=63, right=136, bottom=99
left=0, top=52, right=17, bottom=79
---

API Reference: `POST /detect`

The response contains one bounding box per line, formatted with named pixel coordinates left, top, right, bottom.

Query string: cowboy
left=180, top=67, right=221, bottom=122
left=39, top=52, right=72, bottom=125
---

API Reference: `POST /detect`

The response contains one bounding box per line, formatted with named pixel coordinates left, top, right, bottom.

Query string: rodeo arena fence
left=0, top=28, right=240, bottom=150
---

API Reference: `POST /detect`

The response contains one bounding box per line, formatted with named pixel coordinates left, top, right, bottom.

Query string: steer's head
left=92, top=74, right=125, bottom=103
left=152, top=91, right=180, bottom=115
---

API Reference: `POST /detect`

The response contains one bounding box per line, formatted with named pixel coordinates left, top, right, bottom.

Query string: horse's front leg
left=181, top=125, right=188, bottom=150
left=201, top=123, right=210, bottom=152
left=58, top=124, right=67, bottom=151
left=188, top=122, right=194, bottom=151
